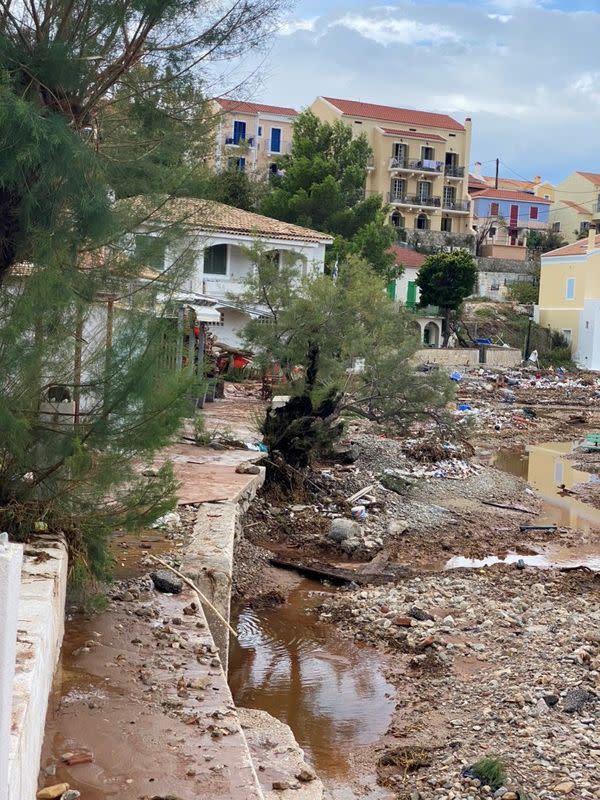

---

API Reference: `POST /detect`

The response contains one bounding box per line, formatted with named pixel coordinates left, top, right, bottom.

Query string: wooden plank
left=481, top=500, right=538, bottom=515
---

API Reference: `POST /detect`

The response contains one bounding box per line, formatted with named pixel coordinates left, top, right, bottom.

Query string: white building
left=132, top=198, right=333, bottom=348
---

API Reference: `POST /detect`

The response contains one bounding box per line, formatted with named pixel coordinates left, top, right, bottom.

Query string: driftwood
left=347, top=484, right=375, bottom=504
left=481, top=500, right=538, bottom=515
left=519, top=524, right=557, bottom=532
left=269, top=555, right=400, bottom=586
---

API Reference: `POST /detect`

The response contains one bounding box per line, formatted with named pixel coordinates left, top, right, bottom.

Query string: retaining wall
left=8, top=535, right=68, bottom=800
left=483, top=347, right=522, bottom=368
left=414, top=348, right=480, bottom=366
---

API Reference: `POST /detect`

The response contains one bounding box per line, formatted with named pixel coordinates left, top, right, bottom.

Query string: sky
left=243, top=0, right=600, bottom=184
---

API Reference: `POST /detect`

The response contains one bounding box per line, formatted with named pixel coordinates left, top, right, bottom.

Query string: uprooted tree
left=235, top=245, right=455, bottom=481
left=0, top=0, right=285, bottom=581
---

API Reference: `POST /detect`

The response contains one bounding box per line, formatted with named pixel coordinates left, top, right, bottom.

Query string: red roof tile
left=321, top=97, right=465, bottom=131
left=471, top=188, right=551, bottom=204
left=482, top=176, right=537, bottom=192
left=379, top=127, right=446, bottom=142
left=576, top=171, right=600, bottom=186
left=468, top=174, right=489, bottom=192
left=544, top=234, right=600, bottom=258
left=390, top=243, right=426, bottom=269
left=216, top=98, right=298, bottom=117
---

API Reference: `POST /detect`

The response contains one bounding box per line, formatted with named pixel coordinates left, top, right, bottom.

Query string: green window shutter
left=386, top=280, right=396, bottom=300
left=407, top=281, right=417, bottom=308
left=204, top=244, right=228, bottom=275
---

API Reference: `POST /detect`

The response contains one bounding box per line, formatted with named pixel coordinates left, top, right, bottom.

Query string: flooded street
left=229, top=577, right=395, bottom=797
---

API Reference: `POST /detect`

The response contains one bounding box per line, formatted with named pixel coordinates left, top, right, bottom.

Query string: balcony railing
left=442, top=199, right=470, bottom=212
left=444, top=165, right=465, bottom=178
left=388, top=193, right=442, bottom=208
left=389, top=158, right=443, bottom=173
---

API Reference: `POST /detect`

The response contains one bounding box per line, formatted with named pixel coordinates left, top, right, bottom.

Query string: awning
left=190, top=305, right=222, bottom=322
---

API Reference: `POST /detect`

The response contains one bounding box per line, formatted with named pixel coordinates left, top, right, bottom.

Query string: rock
left=387, top=519, right=408, bottom=536
left=563, top=687, right=590, bottom=713
left=272, top=779, right=298, bottom=790
left=331, top=443, right=360, bottom=464
left=235, top=462, right=261, bottom=475
left=295, top=766, right=316, bottom=782
left=393, top=616, right=412, bottom=627
left=37, top=785, right=69, bottom=800
left=328, top=518, right=361, bottom=543
left=408, top=606, right=434, bottom=622
left=61, top=792, right=81, bottom=800
left=502, top=793, right=518, bottom=800
left=150, top=511, right=181, bottom=530
left=554, top=781, right=575, bottom=794
left=151, top=570, right=183, bottom=594
left=544, top=693, right=559, bottom=707
left=340, top=537, right=361, bottom=554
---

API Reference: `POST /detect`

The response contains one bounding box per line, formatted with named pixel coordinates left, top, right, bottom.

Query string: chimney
left=588, top=224, right=596, bottom=253
left=533, top=175, right=541, bottom=185
left=474, top=161, right=482, bottom=178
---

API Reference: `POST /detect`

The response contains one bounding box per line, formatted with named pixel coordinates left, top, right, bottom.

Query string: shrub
left=506, top=280, right=539, bottom=305
left=469, top=757, right=506, bottom=789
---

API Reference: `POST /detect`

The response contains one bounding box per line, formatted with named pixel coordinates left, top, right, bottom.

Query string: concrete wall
left=8, top=535, right=68, bottom=800
left=414, top=348, right=480, bottom=366
left=483, top=347, right=522, bottom=367
left=401, top=229, right=475, bottom=254
left=0, top=540, right=22, bottom=798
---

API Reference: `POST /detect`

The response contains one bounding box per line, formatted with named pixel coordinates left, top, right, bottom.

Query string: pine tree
left=0, top=0, right=285, bottom=578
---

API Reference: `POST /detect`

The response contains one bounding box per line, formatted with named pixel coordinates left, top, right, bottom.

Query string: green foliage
left=526, top=229, right=567, bottom=253
left=236, top=246, right=455, bottom=471
left=470, top=757, right=506, bottom=790
left=506, top=280, right=539, bottom=304
left=417, top=250, right=478, bottom=312
left=260, top=111, right=395, bottom=276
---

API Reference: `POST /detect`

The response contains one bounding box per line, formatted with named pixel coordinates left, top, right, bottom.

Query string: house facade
left=537, top=227, right=600, bottom=369
left=310, top=96, right=472, bottom=237
left=133, top=198, right=332, bottom=347
left=470, top=188, right=551, bottom=261
left=389, top=243, right=444, bottom=347
left=212, top=99, right=298, bottom=175
left=550, top=172, right=600, bottom=243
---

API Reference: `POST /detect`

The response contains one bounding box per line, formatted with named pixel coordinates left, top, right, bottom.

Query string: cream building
left=550, top=171, right=600, bottom=243
left=310, top=96, right=472, bottom=235
left=212, top=99, right=298, bottom=175
left=537, top=226, right=600, bottom=369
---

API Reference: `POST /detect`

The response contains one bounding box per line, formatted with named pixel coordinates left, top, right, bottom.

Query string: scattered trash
left=351, top=505, right=367, bottom=522
left=245, top=441, right=268, bottom=452
left=450, top=370, right=462, bottom=382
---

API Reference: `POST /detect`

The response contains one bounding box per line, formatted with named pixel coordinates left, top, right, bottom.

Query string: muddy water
left=495, top=441, right=600, bottom=531
left=228, top=577, right=395, bottom=796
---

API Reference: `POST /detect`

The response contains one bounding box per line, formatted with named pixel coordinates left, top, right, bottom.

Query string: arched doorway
left=415, top=213, right=429, bottom=230
left=423, top=321, right=440, bottom=347
left=391, top=210, right=404, bottom=229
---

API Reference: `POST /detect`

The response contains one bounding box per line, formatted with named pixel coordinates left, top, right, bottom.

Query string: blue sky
left=236, top=0, right=600, bottom=185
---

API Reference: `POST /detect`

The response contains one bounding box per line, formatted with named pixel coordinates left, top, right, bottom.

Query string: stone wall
left=413, top=348, right=480, bottom=366
left=483, top=347, right=522, bottom=367
left=475, top=257, right=537, bottom=300
left=400, top=229, right=475, bottom=254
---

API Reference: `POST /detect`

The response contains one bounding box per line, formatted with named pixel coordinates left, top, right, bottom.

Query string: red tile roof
left=216, top=98, right=298, bottom=117
left=321, top=97, right=465, bottom=131
left=544, top=234, right=600, bottom=258
left=562, top=200, right=592, bottom=216
left=391, top=243, right=426, bottom=268
left=576, top=171, right=600, bottom=186
left=468, top=173, right=489, bottom=192
left=482, top=176, right=538, bottom=192
left=471, top=188, right=551, bottom=204
left=379, top=127, right=446, bottom=142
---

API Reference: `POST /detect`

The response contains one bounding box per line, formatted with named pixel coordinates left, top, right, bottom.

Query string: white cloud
left=278, top=17, right=318, bottom=36
left=487, top=13, right=513, bottom=22
left=331, top=14, right=461, bottom=46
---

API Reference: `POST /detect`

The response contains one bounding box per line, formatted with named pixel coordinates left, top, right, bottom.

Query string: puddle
left=495, top=441, right=600, bottom=532
left=446, top=544, right=600, bottom=571
left=228, top=577, right=395, bottom=795
left=108, top=529, right=177, bottom=579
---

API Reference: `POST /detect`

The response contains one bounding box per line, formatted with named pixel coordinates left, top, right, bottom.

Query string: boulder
left=235, top=461, right=261, bottom=475
left=563, top=686, right=590, bottom=713
left=328, top=518, right=361, bottom=542
left=37, top=786, right=69, bottom=800
left=151, top=570, right=183, bottom=594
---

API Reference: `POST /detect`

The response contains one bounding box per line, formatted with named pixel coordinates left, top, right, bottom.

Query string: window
left=580, top=221, right=590, bottom=235
left=227, top=156, right=245, bottom=172
left=232, top=120, right=246, bottom=144
left=552, top=221, right=561, bottom=232
left=530, top=206, right=539, bottom=220
left=134, top=234, right=166, bottom=270
left=441, top=216, right=452, bottom=232
left=565, top=277, right=575, bottom=300
left=417, top=181, right=432, bottom=201
left=443, top=186, right=456, bottom=207
left=257, top=125, right=263, bottom=137
left=489, top=227, right=497, bottom=237
left=393, top=142, right=407, bottom=164
left=391, top=210, right=404, bottom=228
left=421, top=146, right=434, bottom=161
left=415, top=213, right=429, bottom=230
left=490, top=202, right=499, bottom=216
left=390, top=178, right=405, bottom=201
left=562, top=329, right=572, bottom=345
left=270, top=127, right=281, bottom=153
left=203, top=244, right=228, bottom=275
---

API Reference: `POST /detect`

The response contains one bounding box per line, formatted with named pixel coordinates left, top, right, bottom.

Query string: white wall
left=576, top=300, right=600, bottom=370
left=395, top=266, right=420, bottom=304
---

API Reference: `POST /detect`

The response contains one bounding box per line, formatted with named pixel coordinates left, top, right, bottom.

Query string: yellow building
left=310, top=96, right=472, bottom=235
left=213, top=99, right=298, bottom=175
left=537, top=226, right=600, bottom=368
left=550, top=171, right=600, bottom=243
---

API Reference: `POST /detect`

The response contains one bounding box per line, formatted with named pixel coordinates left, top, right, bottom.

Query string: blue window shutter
left=233, top=120, right=246, bottom=144
left=238, top=157, right=246, bottom=172
left=270, top=128, right=281, bottom=153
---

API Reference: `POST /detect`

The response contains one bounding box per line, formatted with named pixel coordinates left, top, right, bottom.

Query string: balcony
left=224, top=136, right=256, bottom=148
left=444, top=165, right=465, bottom=179
left=367, top=155, right=375, bottom=171
left=388, top=193, right=442, bottom=209
left=442, top=198, right=470, bottom=213
left=389, top=158, right=443, bottom=174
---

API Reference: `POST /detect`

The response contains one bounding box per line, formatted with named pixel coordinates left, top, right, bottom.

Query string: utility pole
left=495, top=158, right=499, bottom=190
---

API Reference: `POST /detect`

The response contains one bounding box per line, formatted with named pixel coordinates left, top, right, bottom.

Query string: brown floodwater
left=228, top=578, right=395, bottom=797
